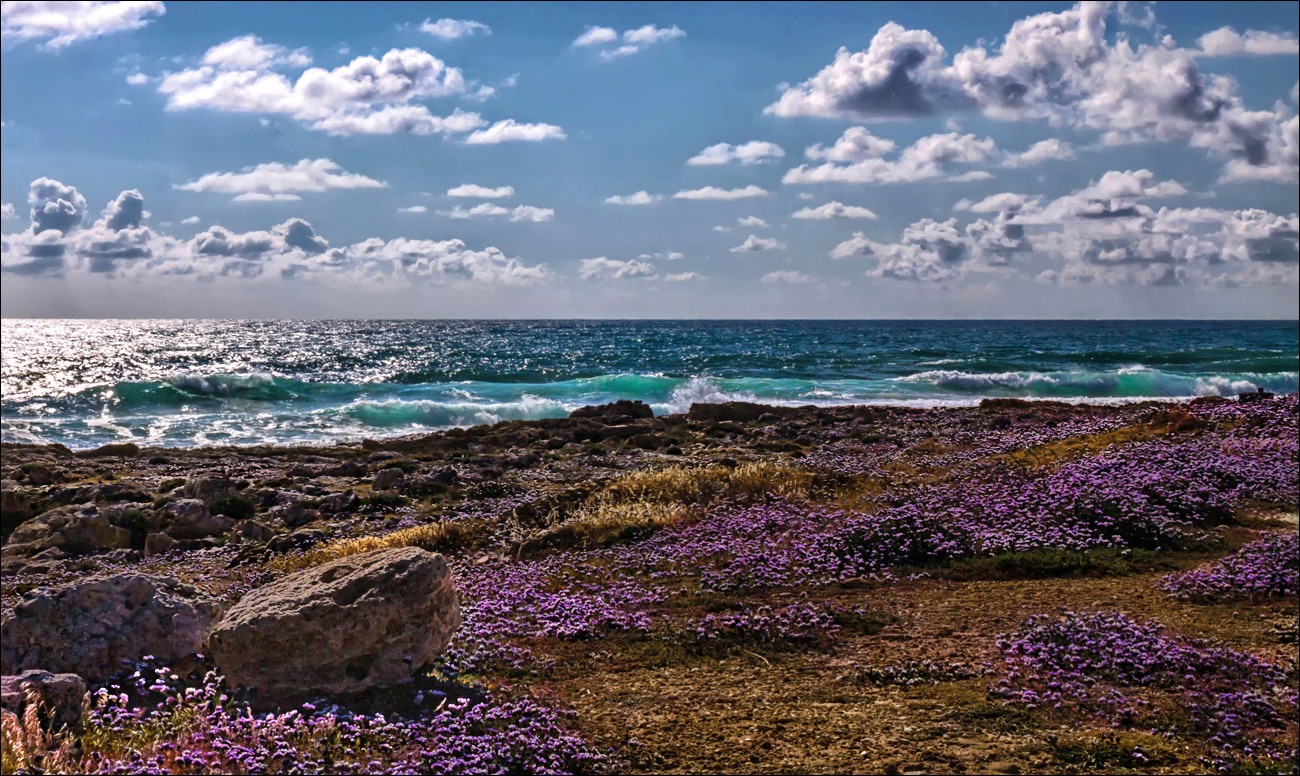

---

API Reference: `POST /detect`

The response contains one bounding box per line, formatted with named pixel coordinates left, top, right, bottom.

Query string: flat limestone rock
left=210, top=547, right=459, bottom=697
left=4, top=503, right=131, bottom=557
left=0, top=574, right=225, bottom=681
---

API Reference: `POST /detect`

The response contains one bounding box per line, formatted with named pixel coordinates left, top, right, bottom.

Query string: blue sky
left=1, top=1, right=1297, bottom=318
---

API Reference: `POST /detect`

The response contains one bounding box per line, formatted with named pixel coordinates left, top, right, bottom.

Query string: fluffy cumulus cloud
left=784, top=130, right=997, bottom=184
left=664, top=271, right=703, bottom=282
left=1197, top=27, right=1300, bottom=57
left=804, top=127, right=897, bottom=162
left=2, top=0, right=164, bottom=48
left=420, top=18, right=491, bottom=41
left=605, top=191, right=662, bottom=205
left=464, top=119, right=566, bottom=144
left=437, top=203, right=554, bottom=222
left=737, top=216, right=769, bottom=228
left=673, top=185, right=768, bottom=200
left=447, top=184, right=514, bottom=198
left=687, top=141, right=785, bottom=166
left=1003, top=139, right=1076, bottom=167
left=2, top=176, right=551, bottom=284
left=765, top=2, right=1299, bottom=184
left=151, top=36, right=561, bottom=141
left=174, top=159, right=386, bottom=201
left=397, top=205, right=427, bottom=214
left=573, top=24, right=684, bottom=60
left=578, top=256, right=657, bottom=280
left=638, top=251, right=684, bottom=261
left=792, top=201, right=878, bottom=220
left=833, top=218, right=971, bottom=282
left=1, top=203, right=18, bottom=220
left=730, top=235, right=786, bottom=252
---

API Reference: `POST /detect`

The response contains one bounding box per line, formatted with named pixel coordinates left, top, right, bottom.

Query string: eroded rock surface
left=209, top=547, right=459, bottom=696
left=1, top=574, right=225, bottom=680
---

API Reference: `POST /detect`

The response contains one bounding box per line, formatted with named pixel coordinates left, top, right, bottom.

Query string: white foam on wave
left=658, top=377, right=760, bottom=415
left=1194, top=376, right=1258, bottom=396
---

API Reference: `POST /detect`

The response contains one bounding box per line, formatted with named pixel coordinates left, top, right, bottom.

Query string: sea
left=1, top=319, right=1296, bottom=451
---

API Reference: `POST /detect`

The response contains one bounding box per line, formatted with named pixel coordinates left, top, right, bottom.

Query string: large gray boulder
left=209, top=547, right=459, bottom=696
left=4, top=504, right=130, bottom=557
left=1, top=670, right=88, bottom=734
left=1, top=575, right=225, bottom=681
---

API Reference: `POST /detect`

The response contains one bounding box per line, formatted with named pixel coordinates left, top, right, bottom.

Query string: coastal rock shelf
left=0, top=394, right=1296, bottom=775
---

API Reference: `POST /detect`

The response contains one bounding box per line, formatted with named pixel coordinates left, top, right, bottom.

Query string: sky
left=1, top=0, right=1298, bottom=319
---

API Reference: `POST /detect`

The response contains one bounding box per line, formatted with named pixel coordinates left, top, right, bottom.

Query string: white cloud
left=125, top=71, right=149, bottom=85
left=712, top=225, right=730, bottom=232
left=438, top=203, right=555, bottom=221
left=1003, top=139, right=1076, bottom=167
left=232, top=192, right=302, bottom=202
left=175, top=159, right=386, bottom=201
left=623, top=24, right=685, bottom=45
left=464, top=119, right=566, bottom=144
left=737, top=216, right=770, bottom=228
left=573, top=27, right=619, bottom=47
left=833, top=217, right=970, bottom=282
left=639, top=251, right=684, bottom=261
left=763, top=3, right=1299, bottom=184
left=791, top=201, right=878, bottom=219
left=673, top=185, right=768, bottom=200
left=398, top=205, right=427, bottom=214
left=761, top=270, right=814, bottom=284
left=1, top=203, right=16, bottom=220
left=180, top=216, right=200, bottom=224
left=784, top=131, right=997, bottom=185
left=948, top=170, right=994, bottom=182
left=202, top=34, right=310, bottom=70
left=687, top=141, right=785, bottom=166
left=420, top=18, right=491, bottom=41
left=955, top=192, right=1038, bottom=213
left=1076, top=169, right=1187, bottom=200
left=153, top=40, right=525, bottom=138
left=664, top=271, right=703, bottom=282
left=805, top=127, right=896, bottom=162
left=574, top=23, right=684, bottom=59
left=1197, top=27, right=1299, bottom=57
left=730, top=235, right=786, bottom=252
left=579, top=256, right=656, bottom=280
left=447, top=184, right=514, bottom=198
left=604, top=191, right=662, bottom=205
left=2, top=0, right=165, bottom=48
left=4, top=179, right=553, bottom=285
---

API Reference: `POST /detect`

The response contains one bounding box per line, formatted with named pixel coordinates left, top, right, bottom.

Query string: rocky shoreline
left=2, top=396, right=1297, bottom=774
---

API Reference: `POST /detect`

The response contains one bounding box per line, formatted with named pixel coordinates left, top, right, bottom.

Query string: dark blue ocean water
left=2, top=320, right=1296, bottom=450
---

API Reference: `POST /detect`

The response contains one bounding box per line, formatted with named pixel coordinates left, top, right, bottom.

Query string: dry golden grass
left=1, top=692, right=79, bottom=775
left=515, top=462, right=817, bottom=556
left=592, top=461, right=815, bottom=507
left=271, top=519, right=487, bottom=572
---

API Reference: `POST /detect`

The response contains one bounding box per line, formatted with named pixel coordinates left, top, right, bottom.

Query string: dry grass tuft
left=593, top=462, right=815, bottom=507
left=272, top=520, right=488, bottom=572
left=1, top=690, right=80, bottom=775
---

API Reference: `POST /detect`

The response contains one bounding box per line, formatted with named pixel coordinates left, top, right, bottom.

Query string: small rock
left=319, top=490, right=358, bottom=514
left=569, top=400, right=654, bottom=421
left=229, top=520, right=276, bottom=543
left=144, top=532, right=177, bottom=557
left=182, top=476, right=237, bottom=503
left=6, top=503, right=131, bottom=557
left=268, top=503, right=318, bottom=528
left=372, top=467, right=406, bottom=491
left=75, top=442, right=141, bottom=459
left=163, top=499, right=234, bottom=540
left=0, top=670, right=88, bottom=735
left=266, top=528, right=326, bottom=554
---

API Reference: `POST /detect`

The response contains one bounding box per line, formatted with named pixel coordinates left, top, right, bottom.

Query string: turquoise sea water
left=2, top=319, right=1296, bottom=450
